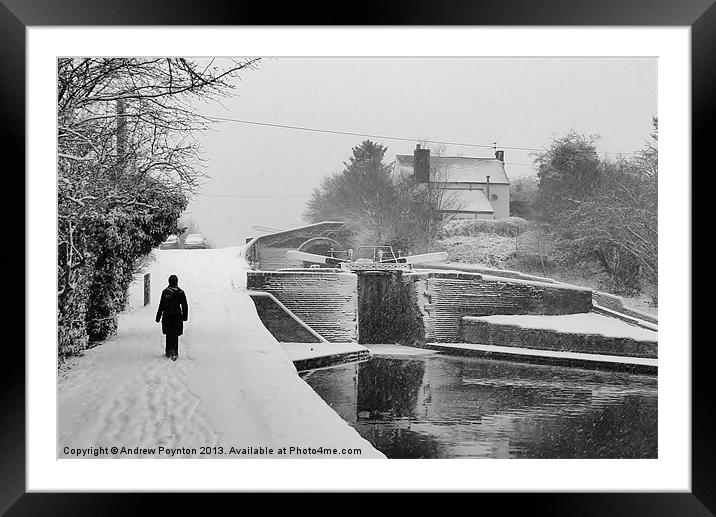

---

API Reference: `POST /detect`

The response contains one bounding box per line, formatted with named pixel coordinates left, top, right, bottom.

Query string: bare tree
left=392, top=142, right=465, bottom=253
left=58, top=58, right=259, bottom=292
left=57, top=58, right=259, bottom=353
left=562, top=157, right=657, bottom=296
left=552, top=120, right=657, bottom=299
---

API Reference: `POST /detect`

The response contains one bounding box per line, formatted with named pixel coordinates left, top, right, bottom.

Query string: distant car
left=159, top=235, right=179, bottom=249
left=184, top=233, right=206, bottom=249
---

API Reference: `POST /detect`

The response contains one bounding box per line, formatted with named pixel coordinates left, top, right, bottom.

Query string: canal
left=301, top=345, right=657, bottom=459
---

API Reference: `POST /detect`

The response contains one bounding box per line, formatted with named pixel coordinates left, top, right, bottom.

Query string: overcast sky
left=187, top=57, right=656, bottom=247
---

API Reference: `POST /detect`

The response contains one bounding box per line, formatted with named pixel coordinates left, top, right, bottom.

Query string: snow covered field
left=58, top=247, right=384, bottom=458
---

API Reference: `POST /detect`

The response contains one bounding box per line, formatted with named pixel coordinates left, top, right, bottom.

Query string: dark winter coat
left=155, top=286, right=189, bottom=336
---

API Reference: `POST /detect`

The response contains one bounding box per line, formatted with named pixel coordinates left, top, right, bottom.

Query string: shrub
left=440, top=217, right=530, bottom=238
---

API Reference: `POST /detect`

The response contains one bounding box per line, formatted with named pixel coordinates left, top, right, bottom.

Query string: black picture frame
left=4, top=0, right=710, bottom=514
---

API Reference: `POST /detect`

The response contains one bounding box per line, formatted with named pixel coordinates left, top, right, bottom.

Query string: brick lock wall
left=462, top=318, right=658, bottom=358
left=247, top=270, right=594, bottom=346
left=247, top=271, right=358, bottom=343
left=255, top=245, right=298, bottom=271
left=249, top=295, right=323, bottom=343
left=592, top=291, right=658, bottom=324
left=412, top=272, right=593, bottom=342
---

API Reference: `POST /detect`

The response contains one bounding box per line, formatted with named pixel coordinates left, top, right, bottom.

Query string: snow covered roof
left=393, top=155, right=510, bottom=185
left=443, top=189, right=494, bottom=213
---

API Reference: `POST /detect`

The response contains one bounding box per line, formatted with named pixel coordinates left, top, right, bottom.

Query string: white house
left=392, top=145, right=510, bottom=220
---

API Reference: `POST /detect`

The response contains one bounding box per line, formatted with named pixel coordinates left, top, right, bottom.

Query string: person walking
left=155, top=274, right=189, bottom=361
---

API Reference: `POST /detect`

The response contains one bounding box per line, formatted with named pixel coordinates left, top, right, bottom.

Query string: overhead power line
left=209, top=115, right=641, bottom=156
left=209, top=115, right=492, bottom=150
left=200, top=193, right=311, bottom=198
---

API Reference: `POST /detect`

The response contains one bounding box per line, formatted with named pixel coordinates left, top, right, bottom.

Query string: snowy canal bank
left=58, top=247, right=384, bottom=458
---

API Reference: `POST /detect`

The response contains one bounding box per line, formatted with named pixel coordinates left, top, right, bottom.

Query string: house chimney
left=414, top=144, right=430, bottom=183
left=495, top=150, right=504, bottom=162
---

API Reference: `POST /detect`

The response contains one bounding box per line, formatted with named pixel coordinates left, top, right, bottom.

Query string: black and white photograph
left=3, top=2, right=705, bottom=507
left=2, top=0, right=712, bottom=506
left=56, top=55, right=660, bottom=461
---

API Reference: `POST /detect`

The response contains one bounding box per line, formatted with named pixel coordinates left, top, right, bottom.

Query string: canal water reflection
left=301, top=347, right=657, bottom=459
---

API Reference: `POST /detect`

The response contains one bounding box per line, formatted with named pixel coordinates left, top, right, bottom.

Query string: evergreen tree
left=304, top=140, right=396, bottom=245
left=535, top=131, right=602, bottom=222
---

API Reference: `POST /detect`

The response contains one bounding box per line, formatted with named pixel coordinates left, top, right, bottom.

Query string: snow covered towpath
left=58, top=247, right=384, bottom=458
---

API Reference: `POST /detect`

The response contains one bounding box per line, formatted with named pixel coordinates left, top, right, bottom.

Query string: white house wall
left=488, top=184, right=510, bottom=219
left=440, top=183, right=510, bottom=219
